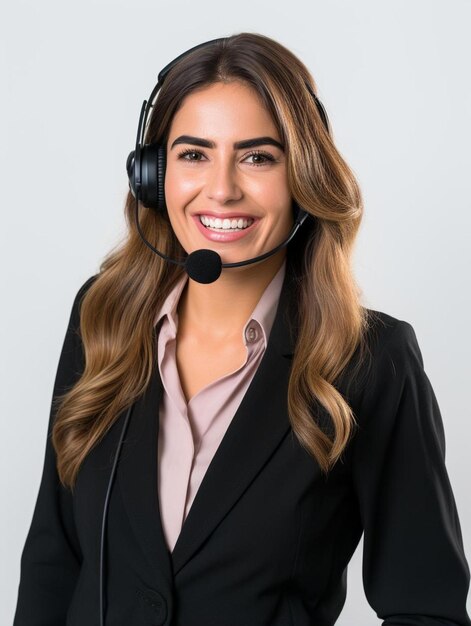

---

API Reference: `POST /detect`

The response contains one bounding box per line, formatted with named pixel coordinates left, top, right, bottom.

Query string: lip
left=192, top=215, right=259, bottom=242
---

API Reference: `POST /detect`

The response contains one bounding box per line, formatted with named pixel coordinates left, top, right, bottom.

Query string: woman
left=14, top=33, right=471, bottom=626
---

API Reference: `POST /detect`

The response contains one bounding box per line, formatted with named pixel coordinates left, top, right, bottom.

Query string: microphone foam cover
left=185, top=249, right=222, bottom=284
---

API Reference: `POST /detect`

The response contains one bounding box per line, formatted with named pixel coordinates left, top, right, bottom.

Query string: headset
left=100, top=36, right=331, bottom=626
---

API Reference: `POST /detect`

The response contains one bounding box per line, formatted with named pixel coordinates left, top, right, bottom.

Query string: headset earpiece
left=126, top=143, right=167, bottom=213
left=140, top=143, right=165, bottom=211
left=156, top=144, right=167, bottom=212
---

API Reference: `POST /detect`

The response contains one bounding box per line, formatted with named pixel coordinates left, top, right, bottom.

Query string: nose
left=205, top=157, right=243, bottom=204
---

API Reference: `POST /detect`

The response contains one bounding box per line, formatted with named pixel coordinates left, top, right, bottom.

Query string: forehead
left=168, top=81, right=280, bottom=141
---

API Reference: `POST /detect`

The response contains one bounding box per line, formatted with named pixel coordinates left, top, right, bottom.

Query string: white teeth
left=199, top=215, right=254, bottom=230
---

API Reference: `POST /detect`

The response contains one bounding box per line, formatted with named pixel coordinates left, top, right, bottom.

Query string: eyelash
left=176, top=148, right=276, bottom=167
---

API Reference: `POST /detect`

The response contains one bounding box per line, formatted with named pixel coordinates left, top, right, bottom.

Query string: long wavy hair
left=53, top=32, right=373, bottom=489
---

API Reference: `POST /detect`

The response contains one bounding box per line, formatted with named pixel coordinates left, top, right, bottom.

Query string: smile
left=192, top=215, right=259, bottom=242
left=199, top=215, right=254, bottom=231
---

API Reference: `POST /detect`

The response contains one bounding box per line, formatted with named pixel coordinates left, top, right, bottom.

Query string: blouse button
left=245, top=325, right=258, bottom=343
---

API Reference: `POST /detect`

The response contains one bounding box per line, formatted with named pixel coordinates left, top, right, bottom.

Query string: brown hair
left=53, top=32, right=372, bottom=489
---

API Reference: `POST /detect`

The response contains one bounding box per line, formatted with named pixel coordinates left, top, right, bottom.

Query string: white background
left=1, top=0, right=470, bottom=623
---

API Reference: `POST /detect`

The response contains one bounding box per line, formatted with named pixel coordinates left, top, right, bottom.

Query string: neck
left=176, top=251, right=286, bottom=344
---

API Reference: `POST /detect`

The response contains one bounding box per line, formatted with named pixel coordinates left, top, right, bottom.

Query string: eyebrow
left=170, top=135, right=285, bottom=151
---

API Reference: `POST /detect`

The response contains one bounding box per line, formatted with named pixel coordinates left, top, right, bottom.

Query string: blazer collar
left=117, top=266, right=298, bottom=583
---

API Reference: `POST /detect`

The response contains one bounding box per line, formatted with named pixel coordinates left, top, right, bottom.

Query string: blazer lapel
left=117, top=266, right=298, bottom=582
left=116, top=363, right=173, bottom=590
left=171, top=268, right=298, bottom=575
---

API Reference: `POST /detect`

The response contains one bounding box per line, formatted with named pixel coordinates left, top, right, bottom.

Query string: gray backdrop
left=1, top=0, right=470, bottom=623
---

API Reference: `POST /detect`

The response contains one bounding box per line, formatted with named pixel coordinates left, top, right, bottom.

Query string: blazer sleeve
left=351, top=320, right=471, bottom=625
left=13, top=275, right=97, bottom=626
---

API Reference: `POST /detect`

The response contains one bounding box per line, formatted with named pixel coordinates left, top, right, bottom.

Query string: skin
left=164, top=80, right=293, bottom=348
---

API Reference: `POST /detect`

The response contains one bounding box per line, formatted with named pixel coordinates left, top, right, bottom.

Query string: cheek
left=250, top=176, right=291, bottom=215
left=164, top=165, right=200, bottom=204
left=248, top=166, right=289, bottom=196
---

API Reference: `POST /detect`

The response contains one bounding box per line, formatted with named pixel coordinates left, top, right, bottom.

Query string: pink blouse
left=153, top=258, right=287, bottom=553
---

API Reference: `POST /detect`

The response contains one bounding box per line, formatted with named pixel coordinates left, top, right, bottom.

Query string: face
left=164, top=81, right=293, bottom=269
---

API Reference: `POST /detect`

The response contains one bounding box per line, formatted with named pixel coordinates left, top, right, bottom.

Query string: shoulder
left=363, top=308, right=422, bottom=361
left=75, top=273, right=99, bottom=303
left=337, top=308, right=425, bottom=407
left=70, top=274, right=99, bottom=325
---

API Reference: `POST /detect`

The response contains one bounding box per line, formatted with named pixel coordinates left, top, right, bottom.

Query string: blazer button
left=136, top=587, right=167, bottom=625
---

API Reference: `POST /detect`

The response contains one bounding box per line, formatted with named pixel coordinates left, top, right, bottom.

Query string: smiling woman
left=13, top=33, right=471, bottom=626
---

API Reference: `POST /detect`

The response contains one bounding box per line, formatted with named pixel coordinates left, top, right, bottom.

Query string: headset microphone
left=125, top=37, right=330, bottom=284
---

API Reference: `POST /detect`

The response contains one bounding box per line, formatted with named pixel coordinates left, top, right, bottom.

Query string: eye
left=175, top=148, right=277, bottom=167
left=243, top=150, right=276, bottom=167
left=177, top=148, right=206, bottom=162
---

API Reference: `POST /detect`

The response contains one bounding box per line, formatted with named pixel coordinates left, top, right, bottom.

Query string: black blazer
left=13, top=270, right=471, bottom=626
